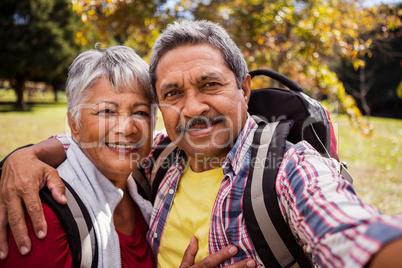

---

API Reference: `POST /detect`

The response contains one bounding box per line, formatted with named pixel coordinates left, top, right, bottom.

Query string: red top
left=0, top=202, right=155, bottom=268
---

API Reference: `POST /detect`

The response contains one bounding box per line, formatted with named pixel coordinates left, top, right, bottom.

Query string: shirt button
left=154, top=232, right=158, bottom=239
left=169, top=189, right=174, bottom=195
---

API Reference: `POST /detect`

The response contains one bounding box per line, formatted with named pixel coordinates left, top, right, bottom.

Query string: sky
left=363, top=0, right=401, bottom=7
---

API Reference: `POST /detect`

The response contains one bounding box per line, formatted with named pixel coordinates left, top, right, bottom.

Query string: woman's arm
left=0, top=138, right=67, bottom=259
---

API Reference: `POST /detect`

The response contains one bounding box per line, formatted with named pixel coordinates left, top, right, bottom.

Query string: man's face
left=155, top=44, right=250, bottom=168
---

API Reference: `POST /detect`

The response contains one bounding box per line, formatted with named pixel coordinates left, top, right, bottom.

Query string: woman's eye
left=133, top=111, right=150, bottom=117
left=98, top=109, right=114, bottom=114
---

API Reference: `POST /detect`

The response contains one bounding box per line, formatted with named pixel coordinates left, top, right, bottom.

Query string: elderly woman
left=1, top=46, right=155, bottom=267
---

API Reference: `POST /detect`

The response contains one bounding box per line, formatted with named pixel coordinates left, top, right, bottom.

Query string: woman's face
left=69, top=77, right=153, bottom=183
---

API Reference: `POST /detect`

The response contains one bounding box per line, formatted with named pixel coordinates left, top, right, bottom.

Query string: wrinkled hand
left=180, top=236, right=256, bottom=268
left=0, top=146, right=66, bottom=259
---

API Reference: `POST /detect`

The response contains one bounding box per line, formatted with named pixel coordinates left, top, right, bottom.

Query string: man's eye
left=204, top=82, right=222, bottom=89
left=205, top=82, right=218, bottom=87
left=164, top=90, right=179, bottom=99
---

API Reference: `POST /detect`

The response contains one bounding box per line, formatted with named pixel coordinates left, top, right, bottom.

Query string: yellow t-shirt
left=157, top=165, right=223, bottom=267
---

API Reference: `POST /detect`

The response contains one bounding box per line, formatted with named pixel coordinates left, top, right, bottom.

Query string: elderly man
left=1, top=20, right=402, bottom=267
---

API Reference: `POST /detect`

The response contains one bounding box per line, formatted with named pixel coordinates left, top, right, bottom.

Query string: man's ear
left=241, top=74, right=251, bottom=105
left=67, top=111, right=81, bottom=143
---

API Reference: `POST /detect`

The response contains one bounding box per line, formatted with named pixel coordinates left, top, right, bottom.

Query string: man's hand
left=180, top=236, right=256, bottom=268
left=368, top=238, right=402, bottom=268
left=0, top=139, right=67, bottom=259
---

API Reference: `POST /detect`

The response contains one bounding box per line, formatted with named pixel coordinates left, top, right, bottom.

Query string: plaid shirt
left=56, top=116, right=402, bottom=267
left=144, top=116, right=402, bottom=267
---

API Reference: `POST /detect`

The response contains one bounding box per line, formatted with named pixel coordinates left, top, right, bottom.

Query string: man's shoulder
left=153, top=129, right=169, bottom=146
left=281, top=140, right=329, bottom=174
left=284, top=140, right=318, bottom=155
left=141, top=129, right=175, bottom=174
left=280, top=140, right=338, bottom=183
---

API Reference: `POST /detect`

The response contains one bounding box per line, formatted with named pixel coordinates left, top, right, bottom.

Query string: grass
left=334, top=115, right=402, bottom=214
left=1, top=92, right=401, bottom=214
left=0, top=104, right=70, bottom=158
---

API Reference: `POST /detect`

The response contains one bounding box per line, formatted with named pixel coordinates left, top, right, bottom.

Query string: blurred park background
left=0, top=0, right=401, bottom=214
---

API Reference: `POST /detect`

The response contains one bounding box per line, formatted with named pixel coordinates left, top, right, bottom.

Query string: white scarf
left=57, top=138, right=153, bottom=267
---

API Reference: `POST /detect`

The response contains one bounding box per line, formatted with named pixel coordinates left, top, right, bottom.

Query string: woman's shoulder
left=0, top=203, right=73, bottom=267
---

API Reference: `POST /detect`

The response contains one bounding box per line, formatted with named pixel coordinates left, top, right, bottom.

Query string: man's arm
left=0, top=138, right=66, bottom=259
left=277, top=141, right=402, bottom=267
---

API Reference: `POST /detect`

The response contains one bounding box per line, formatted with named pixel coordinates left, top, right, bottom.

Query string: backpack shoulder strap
left=148, top=137, right=179, bottom=202
left=131, top=136, right=178, bottom=203
left=150, top=139, right=178, bottom=197
left=243, top=118, right=314, bottom=268
left=39, top=179, right=98, bottom=268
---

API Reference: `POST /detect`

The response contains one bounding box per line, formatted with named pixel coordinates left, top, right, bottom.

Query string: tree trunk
left=12, top=78, right=27, bottom=110
left=359, top=66, right=371, bottom=117
left=51, top=83, right=59, bottom=102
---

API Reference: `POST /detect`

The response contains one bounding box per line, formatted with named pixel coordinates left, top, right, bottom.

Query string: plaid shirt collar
left=223, top=114, right=257, bottom=176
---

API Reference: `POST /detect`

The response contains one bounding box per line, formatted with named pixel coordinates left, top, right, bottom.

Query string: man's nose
left=181, top=92, right=209, bottom=118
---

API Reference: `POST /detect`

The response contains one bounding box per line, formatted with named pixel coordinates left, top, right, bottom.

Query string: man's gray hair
left=66, top=45, right=154, bottom=122
left=149, top=20, right=248, bottom=98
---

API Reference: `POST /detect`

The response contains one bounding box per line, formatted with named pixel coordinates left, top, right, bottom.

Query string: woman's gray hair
left=66, top=45, right=154, bottom=122
left=149, top=20, right=248, bottom=99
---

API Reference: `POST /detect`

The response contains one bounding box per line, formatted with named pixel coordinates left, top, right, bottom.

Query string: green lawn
left=334, top=115, right=402, bottom=214
left=0, top=103, right=69, bottom=158
left=1, top=98, right=401, bottom=214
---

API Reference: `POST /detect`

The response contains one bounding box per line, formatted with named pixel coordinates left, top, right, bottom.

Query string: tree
left=70, top=0, right=168, bottom=59
left=68, top=0, right=402, bottom=132
left=336, top=4, right=402, bottom=119
left=0, top=0, right=82, bottom=110
left=179, top=0, right=401, bottom=133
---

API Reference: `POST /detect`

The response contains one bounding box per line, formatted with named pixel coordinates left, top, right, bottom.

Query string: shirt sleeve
left=49, top=133, right=72, bottom=152
left=276, top=141, right=402, bottom=267
left=0, top=203, right=73, bottom=267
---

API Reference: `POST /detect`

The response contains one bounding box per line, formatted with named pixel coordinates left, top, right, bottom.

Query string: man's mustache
left=176, top=115, right=225, bottom=133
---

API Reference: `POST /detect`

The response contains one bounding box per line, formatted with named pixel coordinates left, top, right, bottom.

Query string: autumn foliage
left=71, top=0, right=402, bottom=134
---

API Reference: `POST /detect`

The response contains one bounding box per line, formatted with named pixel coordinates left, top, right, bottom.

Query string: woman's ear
left=67, top=111, right=81, bottom=143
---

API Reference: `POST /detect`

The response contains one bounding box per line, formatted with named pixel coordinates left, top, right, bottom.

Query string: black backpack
left=134, top=69, right=353, bottom=267
left=39, top=180, right=98, bottom=268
